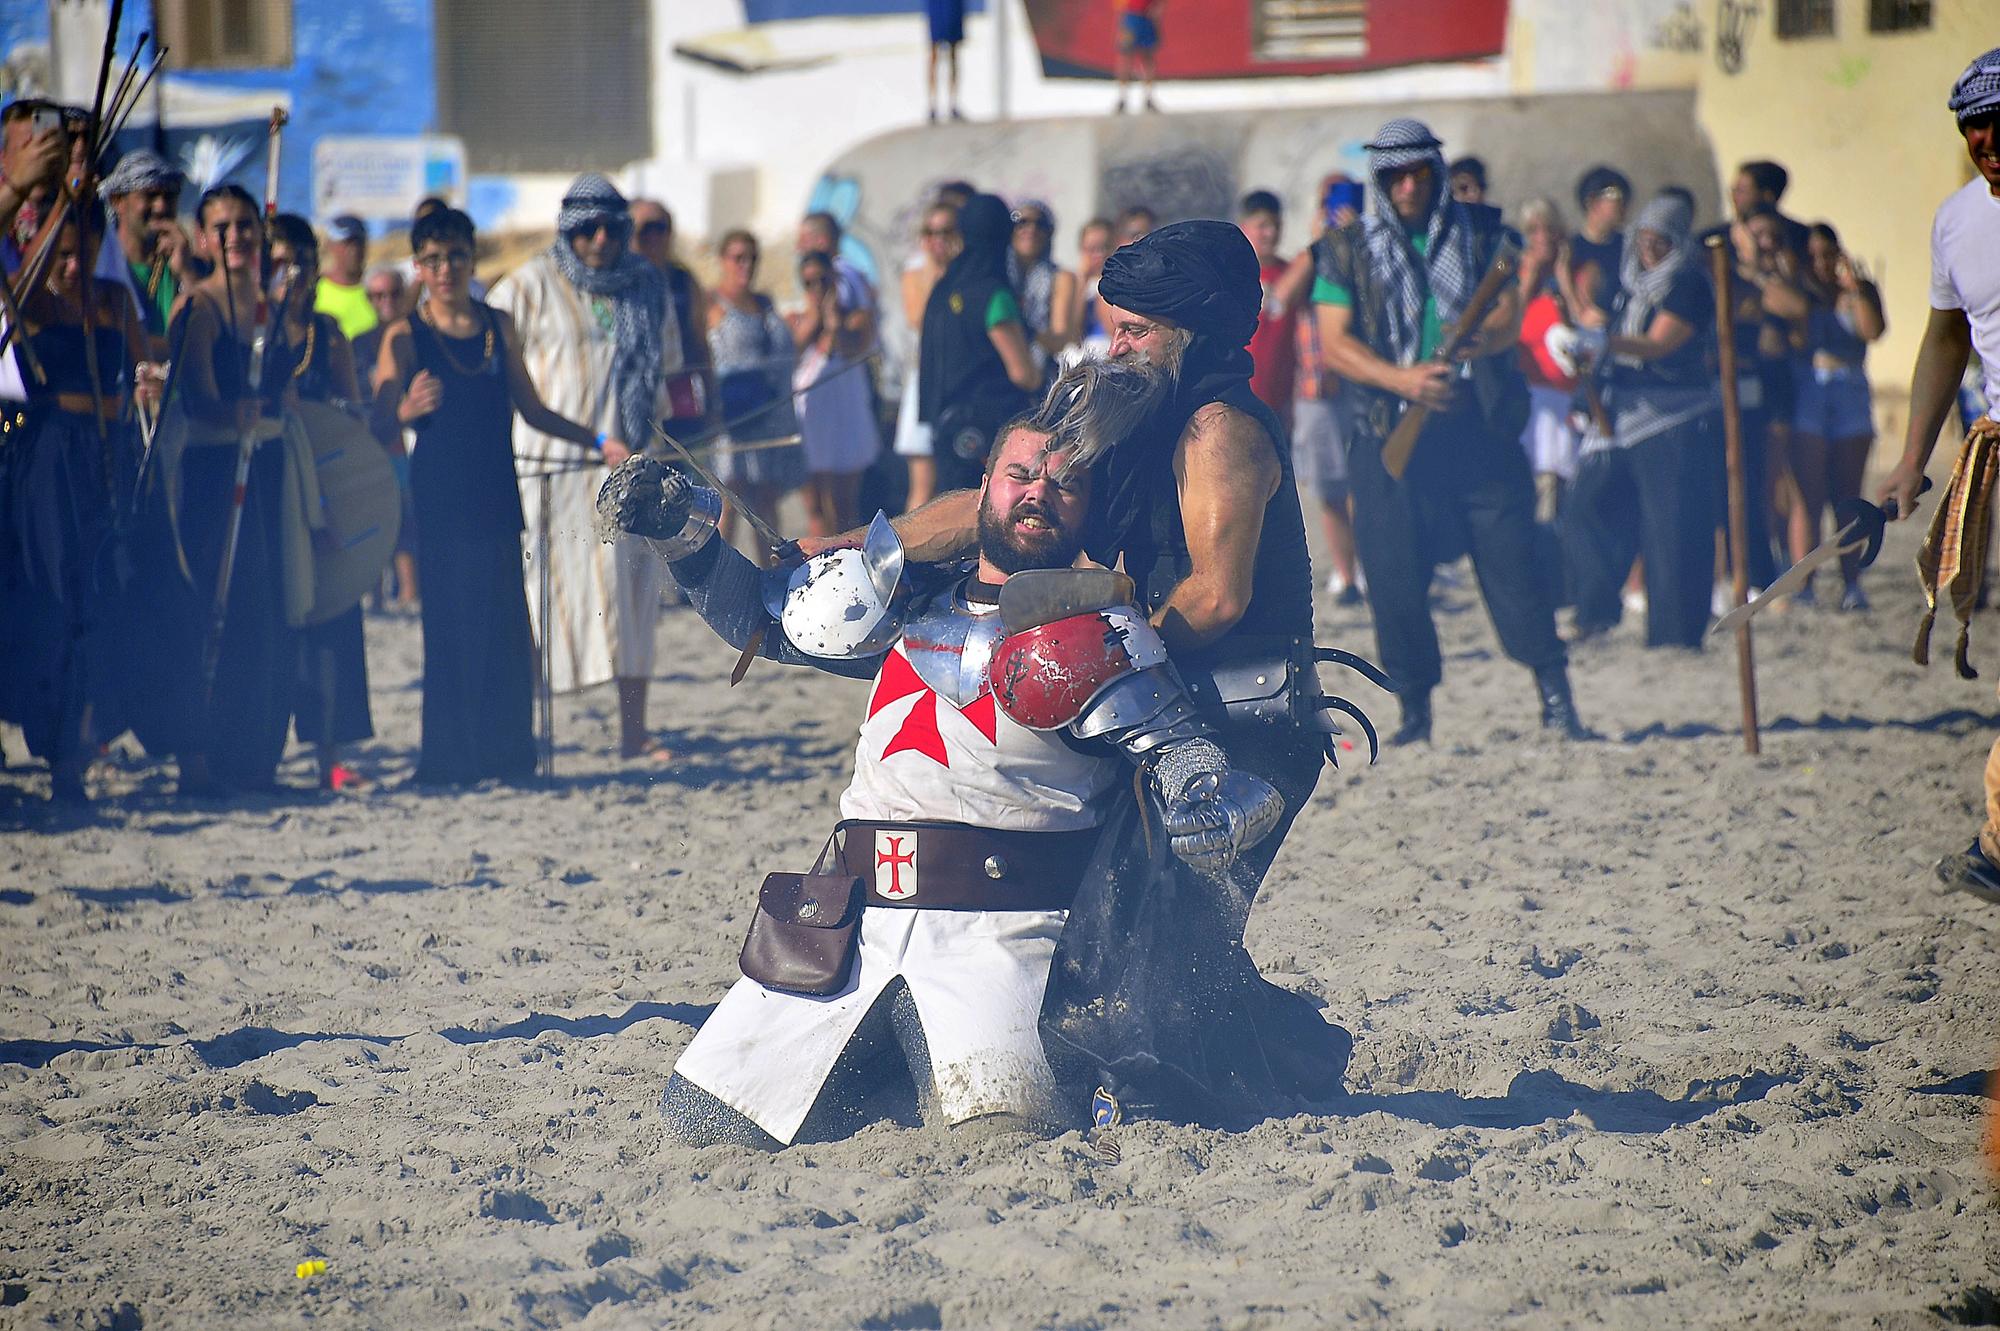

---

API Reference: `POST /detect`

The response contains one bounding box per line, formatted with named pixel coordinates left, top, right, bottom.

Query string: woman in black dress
left=0, top=206, right=149, bottom=799
left=128, top=185, right=299, bottom=795
left=370, top=208, right=603, bottom=786
left=268, top=213, right=373, bottom=789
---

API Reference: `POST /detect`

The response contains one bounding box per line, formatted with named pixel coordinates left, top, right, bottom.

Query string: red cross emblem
left=874, top=830, right=918, bottom=900
left=865, top=648, right=998, bottom=769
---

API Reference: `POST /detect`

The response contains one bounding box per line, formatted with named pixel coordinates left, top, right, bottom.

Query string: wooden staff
left=536, top=473, right=556, bottom=780
left=1707, top=235, right=1760, bottom=755
left=1381, top=239, right=1521, bottom=479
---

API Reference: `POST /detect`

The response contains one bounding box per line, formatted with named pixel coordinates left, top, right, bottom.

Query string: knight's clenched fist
left=1163, top=768, right=1285, bottom=877
left=595, top=456, right=720, bottom=559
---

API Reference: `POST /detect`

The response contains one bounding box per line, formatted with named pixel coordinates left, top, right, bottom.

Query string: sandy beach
left=2, top=508, right=1996, bottom=1330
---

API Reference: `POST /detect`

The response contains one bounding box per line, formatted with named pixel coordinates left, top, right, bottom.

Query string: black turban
left=1097, top=219, right=1263, bottom=351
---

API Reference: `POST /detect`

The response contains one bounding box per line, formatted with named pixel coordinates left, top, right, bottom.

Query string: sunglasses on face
left=576, top=217, right=630, bottom=239
left=636, top=220, right=668, bottom=239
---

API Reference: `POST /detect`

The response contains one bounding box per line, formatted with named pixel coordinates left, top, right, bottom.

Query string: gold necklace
left=290, top=317, right=316, bottom=380
left=423, top=304, right=495, bottom=376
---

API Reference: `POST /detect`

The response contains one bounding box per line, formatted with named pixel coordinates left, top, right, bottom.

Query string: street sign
left=312, top=135, right=466, bottom=222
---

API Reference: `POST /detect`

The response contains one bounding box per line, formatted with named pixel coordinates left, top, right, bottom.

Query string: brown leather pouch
left=738, top=835, right=864, bottom=996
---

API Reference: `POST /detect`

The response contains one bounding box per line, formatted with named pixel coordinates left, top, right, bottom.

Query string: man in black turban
left=805, top=217, right=1353, bottom=1131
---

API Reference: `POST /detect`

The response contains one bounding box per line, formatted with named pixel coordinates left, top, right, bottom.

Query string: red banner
left=1024, top=0, right=1508, bottom=81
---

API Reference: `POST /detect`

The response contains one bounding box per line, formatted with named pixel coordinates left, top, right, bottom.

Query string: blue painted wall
left=2, top=0, right=436, bottom=218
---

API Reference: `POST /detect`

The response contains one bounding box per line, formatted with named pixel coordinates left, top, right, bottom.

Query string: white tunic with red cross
left=673, top=591, right=1123, bottom=1144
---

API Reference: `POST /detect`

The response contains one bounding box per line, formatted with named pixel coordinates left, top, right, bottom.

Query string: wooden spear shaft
left=1707, top=235, right=1760, bottom=755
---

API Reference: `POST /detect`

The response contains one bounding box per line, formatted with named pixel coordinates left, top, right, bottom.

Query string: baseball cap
left=327, top=214, right=366, bottom=245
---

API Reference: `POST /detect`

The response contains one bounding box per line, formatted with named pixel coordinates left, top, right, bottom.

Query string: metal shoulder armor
left=758, top=512, right=908, bottom=659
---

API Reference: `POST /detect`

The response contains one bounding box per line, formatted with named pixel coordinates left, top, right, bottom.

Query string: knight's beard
left=976, top=495, right=1084, bottom=575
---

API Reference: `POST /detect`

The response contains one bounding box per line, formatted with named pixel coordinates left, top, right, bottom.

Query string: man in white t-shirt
left=1880, top=48, right=2000, bottom=903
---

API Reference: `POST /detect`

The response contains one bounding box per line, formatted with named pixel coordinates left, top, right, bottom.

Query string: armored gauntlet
left=595, top=456, right=720, bottom=560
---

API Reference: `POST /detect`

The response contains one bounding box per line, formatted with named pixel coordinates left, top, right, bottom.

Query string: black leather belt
left=836, top=820, right=1098, bottom=911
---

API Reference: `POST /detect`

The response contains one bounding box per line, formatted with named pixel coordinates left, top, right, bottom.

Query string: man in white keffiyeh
left=489, top=174, right=686, bottom=761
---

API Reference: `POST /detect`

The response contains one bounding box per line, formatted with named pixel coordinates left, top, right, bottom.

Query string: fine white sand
left=2, top=511, right=1995, bottom=1330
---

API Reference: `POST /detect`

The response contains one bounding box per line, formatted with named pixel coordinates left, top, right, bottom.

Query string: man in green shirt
left=314, top=214, right=377, bottom=341
left=101, top=149, right=192, bottom=340
left=1313, top=117, right=1586, bottom=745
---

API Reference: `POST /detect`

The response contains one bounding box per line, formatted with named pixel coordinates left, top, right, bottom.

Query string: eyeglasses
left=1010, top=212, right=1051, bottom=230
left=723, top=250, right=757, bottom=265
left=922, top=226, right=958, bottom=238
left=415, top=250, right=473, bottom=271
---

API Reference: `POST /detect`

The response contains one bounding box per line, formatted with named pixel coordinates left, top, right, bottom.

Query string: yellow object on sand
left=295, top=1259, right=328, bottom=1279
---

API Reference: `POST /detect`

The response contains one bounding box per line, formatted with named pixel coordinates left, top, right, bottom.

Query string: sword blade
left=653, top=424, right=787, bottom=553
left=1708, top=516, right=1866, bottom=637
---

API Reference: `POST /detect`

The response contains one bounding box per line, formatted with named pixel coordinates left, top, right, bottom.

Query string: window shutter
left=435, top=0, right=653, bottom=173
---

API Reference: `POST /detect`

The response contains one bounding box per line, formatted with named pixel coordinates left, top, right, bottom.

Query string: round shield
left=295, top=399, right=401, bottom=626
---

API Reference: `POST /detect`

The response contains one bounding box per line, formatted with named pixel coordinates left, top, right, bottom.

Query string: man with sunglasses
left=489, top=173, right=686, bottom=763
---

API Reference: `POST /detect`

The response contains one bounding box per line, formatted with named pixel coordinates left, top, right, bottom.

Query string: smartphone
left=30, top=107, right=61, bottom=137
left=1323, top=180, right=1364, bottom=223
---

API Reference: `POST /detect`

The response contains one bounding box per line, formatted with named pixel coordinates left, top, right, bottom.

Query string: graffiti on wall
left=1648, top=3, right=1705, bottom=53
left=1715, top=0, right=1759, bottom=75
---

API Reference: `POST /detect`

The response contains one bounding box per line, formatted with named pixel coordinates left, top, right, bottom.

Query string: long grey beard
left=1030, top=353, right=1176, bottom=477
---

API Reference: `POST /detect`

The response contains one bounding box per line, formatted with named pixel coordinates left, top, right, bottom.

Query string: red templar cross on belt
left=874, top=831, right=918, bottom=900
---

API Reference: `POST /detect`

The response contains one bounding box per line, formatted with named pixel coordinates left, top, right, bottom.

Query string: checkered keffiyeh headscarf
left=1362, top=117, right=1477, bottom=365
left=1949, top=47, right=2000, bottom=123
left=101, top=148, right=183, bottom=197
left=1617, top=194, right=1696, bottom=337
left=548, top=173, right=680, bottom=447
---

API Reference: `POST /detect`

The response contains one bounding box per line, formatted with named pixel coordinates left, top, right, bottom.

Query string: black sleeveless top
left=170, top=295, right=298, bottom=419
left=285, top=313, right=345, bottom=405
left=24, top=322, right=128, bottom=401
left=405, top=304, right=523, bottom=541
left=1086, top=367, right=1315, bottom=650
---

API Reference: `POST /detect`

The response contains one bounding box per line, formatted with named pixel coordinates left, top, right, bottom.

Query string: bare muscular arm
left=1153, top=403, right=1281, bottom=652
left=797, top=486, right=979, bottom=560
left=1880, top=306, right=1974, bottom=518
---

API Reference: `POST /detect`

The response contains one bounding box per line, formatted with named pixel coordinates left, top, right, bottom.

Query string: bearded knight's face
left=976, top=429, right=1091, bottom=575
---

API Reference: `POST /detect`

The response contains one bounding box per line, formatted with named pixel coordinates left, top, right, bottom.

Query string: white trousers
left=674, top=905, right=1065, bottom=1145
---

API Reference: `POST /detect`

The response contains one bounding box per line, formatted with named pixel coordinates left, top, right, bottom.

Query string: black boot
left=1536, top=666, right=1596, bottom=741
left=1390, top=690, right=1432, bottom=746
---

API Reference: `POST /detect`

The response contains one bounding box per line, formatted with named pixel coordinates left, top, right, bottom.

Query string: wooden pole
left=536, top=473, right=556, bottom=781
left=1707, top=235, right=1761, bottom=755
